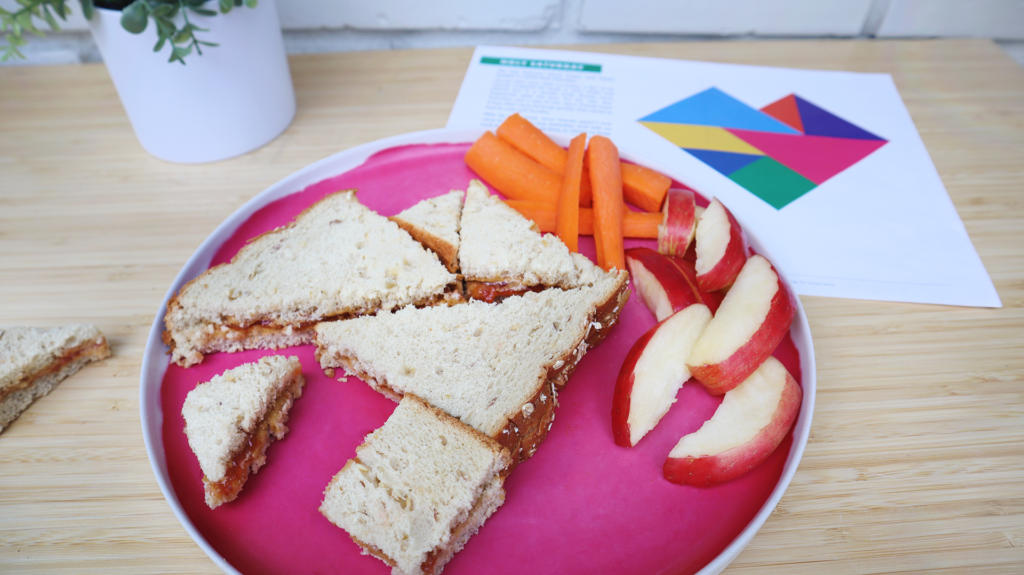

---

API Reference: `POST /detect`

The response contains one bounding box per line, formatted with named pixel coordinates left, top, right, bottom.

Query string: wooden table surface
left=2, top=39, right=1022, bottom=574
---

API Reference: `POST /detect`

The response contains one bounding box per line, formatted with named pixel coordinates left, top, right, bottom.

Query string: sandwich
left=459, top=180, right=580, bottom=302
left=320, top=394, right=511, bottom=575
left=0, top=324, right=110, bottom=433
left=181, top=355, right=305, bottom=509
left=163, top=190, right=459, bottom=367
left=390, top=190, right=464, bottom=273
left=314, top=255, right=629, bottom=467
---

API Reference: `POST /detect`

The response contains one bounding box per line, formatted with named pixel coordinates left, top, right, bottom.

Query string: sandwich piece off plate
left=140, top=128, right=816, bottom=575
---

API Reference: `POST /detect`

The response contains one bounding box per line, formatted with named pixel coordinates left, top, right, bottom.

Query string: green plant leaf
left=244, top=0, right=255, bottom=8
left=169, top=43, right=192, bottom=64
left=80, top=0, right=94, bottom=20
left=217, top=0, right=231, bottom=13
left=190, top=6, right=216, bottom=16
left=153, top=35, right=166, bottom=51
left=151, top=3, right=173, bottom=17
left=42, top=5, right=60, bottom=30
left=120, top=0, right=148, bottom=33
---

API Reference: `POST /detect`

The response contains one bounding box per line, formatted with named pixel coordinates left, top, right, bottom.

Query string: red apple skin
left=625, top=247, right=702, bottom=321
left=611, top=319, right=663, bottom=447
left=667, top=256, right=724, bottom=315
left=663, top=368, right=802, bottom=486
left=696, top=203, right=748, bottom=292
left=689, top=273, right=796, bottom=395
left=658, top=188, right=697, bottom=257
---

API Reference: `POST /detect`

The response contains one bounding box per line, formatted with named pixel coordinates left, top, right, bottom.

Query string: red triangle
left=726, top=129, right=887, bottom=184
left=760, top=95, right=804, bottom=134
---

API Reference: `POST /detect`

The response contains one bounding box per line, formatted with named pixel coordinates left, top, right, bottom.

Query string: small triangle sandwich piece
left=0, top=324, right=110, bottom=433
left=320, top=394, right=511, bottom=575
left=390, top=190, right=464, bottom=273
left=315, top=256, right=629, bottom=467
left=163, top=190, right=459, bottom=367
left=459, top=180, right=580, bottom=302
left=182, top=355, right=305, bottom=509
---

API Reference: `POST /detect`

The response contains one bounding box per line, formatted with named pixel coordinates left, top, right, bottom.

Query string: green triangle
left=728, top=156, right=817, bottom=209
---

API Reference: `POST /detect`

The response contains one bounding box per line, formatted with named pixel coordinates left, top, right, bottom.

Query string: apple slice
left=612, top=304, right=713, bottom=447
left=664, top=356, right=802, bottom=487
left=658, top=188, right=697, bottom=257
left=694, top=198, right=747, bottom=292
left=686, top=255, right=795, bottom=395
left=667, top=256, right=724, bottom=315
left=625, top=247, right=702, bottom=321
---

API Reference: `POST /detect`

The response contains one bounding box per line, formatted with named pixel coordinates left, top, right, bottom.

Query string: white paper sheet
left=447, top=45, right=1001, bottom=308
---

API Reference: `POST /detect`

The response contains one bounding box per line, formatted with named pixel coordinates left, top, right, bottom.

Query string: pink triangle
left=725, top=128, right=887, bottom=184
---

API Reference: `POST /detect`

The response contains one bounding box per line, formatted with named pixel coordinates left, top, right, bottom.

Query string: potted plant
left=1, top=0, right=296, bottom=163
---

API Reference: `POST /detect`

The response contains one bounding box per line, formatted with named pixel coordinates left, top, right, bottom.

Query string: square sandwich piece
left=321, top=394, right=511, bottom=575
left=182, top=355, right=305, bottom=509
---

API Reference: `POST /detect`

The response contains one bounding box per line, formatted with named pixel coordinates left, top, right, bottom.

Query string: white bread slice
left=390, top=190, right=464, bottom=273
left=320, top=394, right=510, bottom=575
left=459, top=180, right=579, bottom=300
left=163, top=190, right=459, bottom=367
left=0, top=324, right=110, bottom=433
left=182, top=355, right=305, bottom=509
left=314, top=257, right=629, bottom=466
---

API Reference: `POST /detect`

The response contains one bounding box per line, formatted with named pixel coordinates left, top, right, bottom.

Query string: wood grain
left=1, top=39, right=1022, bottom=574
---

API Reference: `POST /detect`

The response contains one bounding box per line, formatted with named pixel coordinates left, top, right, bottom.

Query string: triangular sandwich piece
left=459, top=180, right=579, bottom=302
left=163, top=190, right=459, bottom=367
left=390, top=190, right=464, bottom=273
left=315, top=258, right=628, bottom=467
left=320, top=394, right=510, bottom=575
left=182, top=355, right=305, bottom=509
left=0, top=324, right=110, bottom=433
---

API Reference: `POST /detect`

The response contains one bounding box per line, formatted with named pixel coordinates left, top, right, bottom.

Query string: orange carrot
left=622, top=163, right=671, bottom=212
left=556, top=133, right=586, bottom=252
left=579, top=155, right=593, bottom=207
left=587, top=136, right=625, bottom=271
left=464, top=132, right=561, bottom=204
left=496, top=114, right=594, bottom=207
left=507, top=201, right=659, bottom=238
left=497, top=114, right=567, bottom=173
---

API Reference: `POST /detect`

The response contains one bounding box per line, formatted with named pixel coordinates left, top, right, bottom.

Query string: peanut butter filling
left=0, top=337, right=109, bottom=404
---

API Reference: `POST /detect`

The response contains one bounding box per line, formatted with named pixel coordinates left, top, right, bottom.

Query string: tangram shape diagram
left=639, top=88, right=888, bottom=209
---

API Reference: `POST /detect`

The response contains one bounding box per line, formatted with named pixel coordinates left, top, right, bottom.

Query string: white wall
left=4, top=0, right=1024, bottom=66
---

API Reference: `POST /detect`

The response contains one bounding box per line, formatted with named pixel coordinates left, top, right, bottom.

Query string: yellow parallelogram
left=640, top=122, right=764, bottom=155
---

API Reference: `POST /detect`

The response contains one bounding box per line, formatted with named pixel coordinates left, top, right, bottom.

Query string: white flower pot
left=88, top=0, right=296, bottom=163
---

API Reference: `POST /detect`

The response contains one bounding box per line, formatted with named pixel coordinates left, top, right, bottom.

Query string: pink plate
left=140, top=128, right=816, bottom=575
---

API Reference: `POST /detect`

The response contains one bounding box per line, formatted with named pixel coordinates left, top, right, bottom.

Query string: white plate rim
left=140, top=127, right=816, bottom=575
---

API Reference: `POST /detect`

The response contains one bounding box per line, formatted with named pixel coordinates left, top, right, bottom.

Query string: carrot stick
left=496, top=114, right=594, bottom=207
left=464, top=131, right=562, bottom=204
left=579, top=155, right=593, bottom=207
left=507, top=201, right=660, bottom=238
left=556, top=133, right=586, bottom=252
left=622, top=163, right=671, bottom=212
left=497, top=114, right=567, bottom=174
left=587, top=136, right=625, bottom=271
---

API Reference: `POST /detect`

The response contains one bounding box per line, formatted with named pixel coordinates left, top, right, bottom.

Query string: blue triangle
left=795, top=96, right=884, bottom=141
left=684, top=148, right=763, bottom=176
left=640, top=88, right=801, bottom=135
